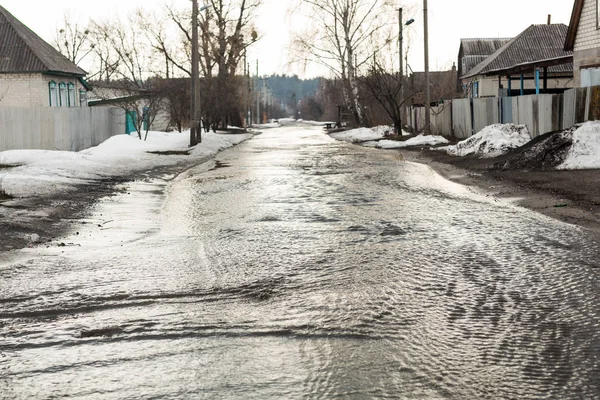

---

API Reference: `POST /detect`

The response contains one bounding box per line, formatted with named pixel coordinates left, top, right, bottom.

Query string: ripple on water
left=2, top=127, right=600, bottom=399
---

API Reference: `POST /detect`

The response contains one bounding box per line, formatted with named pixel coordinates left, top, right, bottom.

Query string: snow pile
left=441, top=124, right=531, bottom=158
left=330, top=127, right=385, bottom=143
left=371, top=135, right=449, bottom=149
left=558, top=121, right=600, bottom=170
left=0, top=130, right=253, bottom=198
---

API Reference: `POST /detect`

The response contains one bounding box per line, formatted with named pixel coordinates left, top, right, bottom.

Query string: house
left=565, top=0, right=600, bottom=86
left=407, top=65, right=459, bottom=106
left=457, top=38, right=511, bottom=94
left=0, top=5, right=89, bottom=108
left=462, top=24, right=574, bottom=97
left=88, top=80, right=173, bottom=133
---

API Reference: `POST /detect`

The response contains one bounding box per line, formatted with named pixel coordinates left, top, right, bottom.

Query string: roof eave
left=565, top=0, right=584, bottom=51
left=483, top=55, right=574, bottom=76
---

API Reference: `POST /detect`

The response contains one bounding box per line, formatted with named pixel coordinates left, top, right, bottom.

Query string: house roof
left=0, top=5, right=86, bottom=76
left=459, top=38, right=512, bottom=75
left=565, top=0, right=584, bottom=51
left=462, top=24, right=573, bottom=79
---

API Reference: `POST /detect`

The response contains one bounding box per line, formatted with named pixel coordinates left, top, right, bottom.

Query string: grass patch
left=146, top=150, right=190, bottom=156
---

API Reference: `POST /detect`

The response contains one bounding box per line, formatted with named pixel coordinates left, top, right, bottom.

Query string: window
left=58, top=82, right=67, bottom=106
left=581, top=67, right=600, bottom=87
left=79, top=89, right=88, bottom=107
left=68, top=83, right=76, bottom=106
left=48, top=81, right=58, bottom=106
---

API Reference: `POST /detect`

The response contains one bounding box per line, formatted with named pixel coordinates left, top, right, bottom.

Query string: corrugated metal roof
left=463, top=24, right=572, bottom=79
left=460, top=38, right=512, bottom=57
left=0, top=5, right=86, bottom=76
left=459, top=38, right=512, bottom=77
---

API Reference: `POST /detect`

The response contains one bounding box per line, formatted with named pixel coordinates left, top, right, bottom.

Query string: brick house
left=565, top=0, right=600, bottom=86
left=0, top=5, right=89, bottom=107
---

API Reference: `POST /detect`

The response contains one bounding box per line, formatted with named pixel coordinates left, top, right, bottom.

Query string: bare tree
left=293, top=0, right=396, bottom=127
left=360, top=60, right=420, bottom=135
left=90, top=15, right=156, bottom=86
left=53, top=12, right=94, bottom=65
left=153, top=78, right=191, bottom=133
left=96, top=81, right=163, bottom=140
left=139, top=1, right=261, bottom=128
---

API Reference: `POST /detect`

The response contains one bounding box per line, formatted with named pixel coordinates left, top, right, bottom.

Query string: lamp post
left=190, top=2, right=212, bottom=146
left=423, top=0, right=431, bottom=135
left=398, top=8, right=414, bottom=134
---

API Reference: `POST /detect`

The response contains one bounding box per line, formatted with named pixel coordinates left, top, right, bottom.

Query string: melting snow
left=558, top=121, right=600, bottom=170
left=440, top=124, right=531, bottom=158
left=0, top=130, right=253, bottom=198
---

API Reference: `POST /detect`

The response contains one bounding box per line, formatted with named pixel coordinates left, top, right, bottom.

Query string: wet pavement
left=1, top=125, right=600, bottom=399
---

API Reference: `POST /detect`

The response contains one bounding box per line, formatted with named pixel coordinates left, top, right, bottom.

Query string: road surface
left=2, top=124, right=600, bottom=399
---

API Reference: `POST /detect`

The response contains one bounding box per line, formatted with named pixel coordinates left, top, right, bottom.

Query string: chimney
left=548, top=14, right=551, bottom=25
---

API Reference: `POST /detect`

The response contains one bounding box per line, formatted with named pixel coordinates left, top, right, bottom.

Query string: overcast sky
left=1, top=0, right=574, bottom=77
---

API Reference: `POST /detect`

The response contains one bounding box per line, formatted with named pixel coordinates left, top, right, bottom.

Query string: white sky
left=1, top=0, right=574, bottom=77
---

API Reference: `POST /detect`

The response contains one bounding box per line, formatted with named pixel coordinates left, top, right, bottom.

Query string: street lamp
left=398, top=9, right=414, bottom=81
left=190, top=2, right=212, bottom=147
left=399, top=8, right=414, bottom=134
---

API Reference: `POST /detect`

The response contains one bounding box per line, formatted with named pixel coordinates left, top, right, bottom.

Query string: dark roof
left=565, top=0, right=584, bottom=51
left=0, top=5, right=86, bottom=76
left=460, top=38, right=512, bottom=56
left=463, top=24, right=573, bottom=79
left=460, top=38, right=511, bottom=75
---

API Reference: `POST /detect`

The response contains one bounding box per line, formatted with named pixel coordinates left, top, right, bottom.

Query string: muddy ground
left=0, top=161, right=202, bottom=256
left=398, top=145, right=600, bottom=233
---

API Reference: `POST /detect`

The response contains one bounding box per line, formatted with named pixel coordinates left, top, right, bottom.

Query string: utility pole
left=247, top=61, right=251, bottom=127
left=190, top=0, right=199, bottom=146
left=256, top=60, right=260, bottom=124
left=399, top=7, right=404, bottom=135
left=424, top=0, right=431, bottom=135
left=399, top=8, right=403, bottom=82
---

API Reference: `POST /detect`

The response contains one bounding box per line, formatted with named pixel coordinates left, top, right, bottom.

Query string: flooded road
left=2, top=125, right=600, bottom=399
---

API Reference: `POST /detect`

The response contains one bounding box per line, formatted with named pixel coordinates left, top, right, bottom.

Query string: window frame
left=79, top=89, right=88, bottom=107
left=58, top=82, right=67, bottom=107
left=67, top=82, right=76, bottom=107
left=48, top=81, right=58, bottom=107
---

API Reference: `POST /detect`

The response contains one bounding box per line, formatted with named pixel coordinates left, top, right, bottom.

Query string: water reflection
left=1, top=126, right=600, bottom=399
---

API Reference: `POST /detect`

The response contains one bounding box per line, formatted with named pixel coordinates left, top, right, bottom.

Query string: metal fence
left=0, top=107, right=124, bottom=152
left=408, top=85, right=600, bottom=139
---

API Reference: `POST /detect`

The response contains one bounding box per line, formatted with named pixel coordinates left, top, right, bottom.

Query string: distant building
left=565, top=0, right=600, bottom=86
left=457, top=38, right=511, bottom=94
left=462, top=24, right=574, bottom=97
left=0, top=5, right=89, bottom=108
left=407, top=65, right=459, bottom=106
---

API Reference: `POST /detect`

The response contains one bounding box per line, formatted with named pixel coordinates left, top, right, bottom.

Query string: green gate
left=126, top=111, right=137, bottom=135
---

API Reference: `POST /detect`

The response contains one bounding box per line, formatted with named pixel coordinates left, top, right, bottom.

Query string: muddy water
left=1, top=125, right=600, bottom=399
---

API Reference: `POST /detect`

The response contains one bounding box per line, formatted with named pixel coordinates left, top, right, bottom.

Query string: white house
left=565, top=0, right=600, bottom=86
left=0, top=5, right=89, bottom=108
